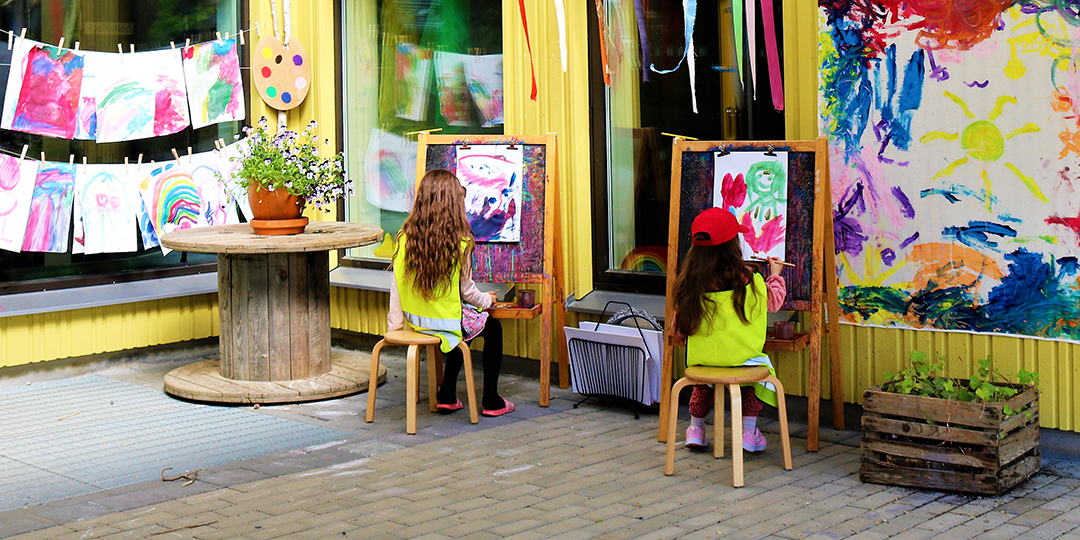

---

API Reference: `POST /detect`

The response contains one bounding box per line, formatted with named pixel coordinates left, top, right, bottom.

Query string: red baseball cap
left=691, top=207, right=750, bottom=246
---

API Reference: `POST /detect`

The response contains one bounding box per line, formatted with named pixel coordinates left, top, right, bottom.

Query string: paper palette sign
left=455, top=145, right=524, bottom=243
left=713, top=151, right=789, bottom=259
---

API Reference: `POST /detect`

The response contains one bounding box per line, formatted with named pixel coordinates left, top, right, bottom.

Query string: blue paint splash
left=942, top=220, right=1017, bottom=250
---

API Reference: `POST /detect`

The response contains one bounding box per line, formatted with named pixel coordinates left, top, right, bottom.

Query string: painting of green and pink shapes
left=183, top=39, right=244, bottom=129
left=712, top=151, right=788, bottom=260
left=820, top=0, right=1080, bottom=341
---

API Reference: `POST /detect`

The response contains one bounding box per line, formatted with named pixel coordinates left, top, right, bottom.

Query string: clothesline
left=3, top=22, right=266, bottom=54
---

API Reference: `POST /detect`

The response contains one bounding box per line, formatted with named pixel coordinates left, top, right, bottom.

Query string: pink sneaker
left=685, top=425, right=708, bottom=449
left=743, top=427, right=767, bottom=452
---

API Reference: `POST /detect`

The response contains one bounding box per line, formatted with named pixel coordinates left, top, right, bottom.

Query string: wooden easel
left=657, top=138, right=843, bottom=451
left=415, top=133, right=567, bottom=406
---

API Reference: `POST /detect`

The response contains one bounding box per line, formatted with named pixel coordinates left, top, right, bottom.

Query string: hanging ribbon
left=745, top=0, right=757, bottom=98
left=760, top=0, right=784, bottom=110
left=732, top=0, right=745, bottom=89
left=686, top=0, right=698, bottom=113
left=519, top=0, right=538, bottom=100
left=594, top=0, right=611, bottom=86
left=632, top=0, right=651, bottom=82
left=554, top=0, right=568, bottom=73
left=649, top=0, right=696, bottom=75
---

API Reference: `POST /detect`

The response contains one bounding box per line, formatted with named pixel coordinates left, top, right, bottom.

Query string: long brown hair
left=395, top=169, right=474, bottom=301
left=672, top=234, right=758, bottom=336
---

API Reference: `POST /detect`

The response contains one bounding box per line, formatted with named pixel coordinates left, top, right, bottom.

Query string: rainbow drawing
left=139, top=163, right=200, bottom=254
left=621, top=245, right=667, bottom=273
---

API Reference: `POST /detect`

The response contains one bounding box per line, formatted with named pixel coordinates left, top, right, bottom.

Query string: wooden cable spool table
left=160, top=222, right=383, bottom=404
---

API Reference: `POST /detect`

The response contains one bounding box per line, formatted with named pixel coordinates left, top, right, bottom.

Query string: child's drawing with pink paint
left=182, top=39, right=244, bottom=129
left=0, top=155, right=39, bottom=253
left=22, top=162, right=76, bottom=253
left=11, top=45, right=84, bottom=139
left=713, top=151, right=789, bottom=260
left=95, top=48, right=190, bottom=142
left=455, top=145, right=524, bottom=243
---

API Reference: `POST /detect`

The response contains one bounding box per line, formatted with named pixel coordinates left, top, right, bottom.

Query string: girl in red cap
left=672, top=207, right=787, bottom=451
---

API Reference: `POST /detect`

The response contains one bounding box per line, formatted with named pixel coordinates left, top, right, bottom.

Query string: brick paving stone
left=1010, top=507, right=1064, bottom=527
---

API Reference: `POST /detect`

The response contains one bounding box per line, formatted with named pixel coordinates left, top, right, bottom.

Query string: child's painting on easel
left=713, top=151, right=789, bottom=260
left=455, top=144, right=523, bottom=243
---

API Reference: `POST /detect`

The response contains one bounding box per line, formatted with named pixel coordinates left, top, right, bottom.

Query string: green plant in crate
left=881, top=351, right=1039, bottom=416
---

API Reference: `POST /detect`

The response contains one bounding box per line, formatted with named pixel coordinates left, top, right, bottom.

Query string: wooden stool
left=366, top=329, right=478, bottom=434
left=664, top=365, right=793, bottom=487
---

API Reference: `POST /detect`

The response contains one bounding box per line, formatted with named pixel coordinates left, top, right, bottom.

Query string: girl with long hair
left=672, top=207, right=786, bottom=451
left=386, top=169, right=513, bottom=417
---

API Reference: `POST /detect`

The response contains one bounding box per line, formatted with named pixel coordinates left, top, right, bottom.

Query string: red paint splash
left=904, top=0, right=1013, bottom=51
left=721, top=172, right=747, bottom=211
left=741, top=213, right=785, bottom=254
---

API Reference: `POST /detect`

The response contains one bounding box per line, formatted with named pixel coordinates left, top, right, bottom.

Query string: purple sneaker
left=685, top=425, right=708, bottom=449
left=743, top=427, right=767, bottom=452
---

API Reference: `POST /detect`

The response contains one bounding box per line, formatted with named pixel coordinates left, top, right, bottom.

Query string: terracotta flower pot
left=247, top=183, right=308, bottom=235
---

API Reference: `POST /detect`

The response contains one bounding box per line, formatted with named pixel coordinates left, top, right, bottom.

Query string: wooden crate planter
left=860, top=381, right=1040, bottom=495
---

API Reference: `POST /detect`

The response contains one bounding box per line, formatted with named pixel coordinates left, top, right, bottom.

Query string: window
left=340, top=0, right=503, bottom=264
left=0, top=0, right=242, bottom=293
left=590, top=0, right=785, bottom=294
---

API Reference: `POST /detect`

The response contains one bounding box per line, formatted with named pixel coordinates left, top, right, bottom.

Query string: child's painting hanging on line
left=0, top=154, right=39, bottom=253
left=455, top=145, right=523, bottom=243
left=712, top=151, right=789, bottom=260
left=10, top=45, right=85, bottom=139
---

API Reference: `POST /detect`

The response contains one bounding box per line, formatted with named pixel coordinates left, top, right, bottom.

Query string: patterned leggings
left=688, top=384, right=763, bottom=418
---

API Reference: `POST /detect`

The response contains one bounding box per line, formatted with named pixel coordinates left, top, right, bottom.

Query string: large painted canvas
left=138, top=162, right=201, bottom=254
left=820, top=1, right=1080, bottom=341
left=79, top=164, right=138, bottom=254
left=713, top=151, right=789, bottom=259
left=364, top=129, right=416, bottom=213
left=22, top=161, right=75, bottom=253
left=455, top=145, right=524, bottom=243
left=1, top=39, right=43, bottom=131
left=433, top=52, right=476, bottom=126
left=395, top=43, right=432, bottom=122
left=463, top=54, right=504, bottom=127
left=0, top=155, right=39, bottom=252
left=10, top=45, right=84, bottom=139
left=95, top=48, right=190, bottom=142
left=183, top=39, right=245, bottom=129
left=189, top=151, right=238, bottom=226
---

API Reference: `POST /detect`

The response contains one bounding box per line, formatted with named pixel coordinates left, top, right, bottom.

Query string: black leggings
left=438, top=317, right=504, bottom=410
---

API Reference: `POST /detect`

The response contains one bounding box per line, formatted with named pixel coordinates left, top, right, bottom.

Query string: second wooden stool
left=366, top=329, right=478, bottom=434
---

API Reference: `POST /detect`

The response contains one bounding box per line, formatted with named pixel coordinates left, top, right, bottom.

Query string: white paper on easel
left=712, top=150, right=789, bottom=259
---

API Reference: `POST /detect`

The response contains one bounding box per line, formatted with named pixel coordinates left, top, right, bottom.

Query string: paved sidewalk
left=3, top=345, right=1080, bottom=539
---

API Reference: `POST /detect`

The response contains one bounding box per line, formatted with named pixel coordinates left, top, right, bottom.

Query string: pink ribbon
left=760, top=0, right=784, bottom=110
left=519, top=0, right=538, bottom=100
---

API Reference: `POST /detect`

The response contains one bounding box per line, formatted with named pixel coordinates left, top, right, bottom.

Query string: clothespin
left=7, top=29, right=12, bottom=51
left=716, top=144, right=729, bottom=157
left=214, top=139, right=222, bottom=151
left=764, top=144, right=777, bottom=157
left=216, top=32, right=222, bottom=41
left=459, top=141, right=471, bottom=149
left=130, top=44, right=135, bottom=53
left=19, top=145, right=28, bottom=164
left=19, top=28, right=26, bottom=47
left=117, top=43, right=123, bottom=58
left=507, top=138, right=518, bottom=150
left=124, top=156, right=129, bottom=174
left=57, top=37, right=64, bottom=49
left=73, top=41, right=79, bottom=51
left=224, top=32, right=230, bottom=41
left=171, top=148, right=181, bottom=164
left=170, top=41, right=175, bottom=49
left=40, top=151, right=45, bottom=162
left=255, top=22, right=261, bottom=37
left=238, top=29, right=245, bottom=45
left=187, top=146, right=193, bottom=163
left=68, top=154, right=74, bottom=168
left=137, top=153, right=143, bottom=171
left=185, top=38, right=191, bottom=48
left=82, top=156, right=88, bottom=174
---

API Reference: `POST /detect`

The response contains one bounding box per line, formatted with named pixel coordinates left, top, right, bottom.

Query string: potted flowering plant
left=228, top=116, right=352, bottom=235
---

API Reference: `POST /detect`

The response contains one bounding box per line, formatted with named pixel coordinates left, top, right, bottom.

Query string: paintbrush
left=751, top=256, right=795, bottom=267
